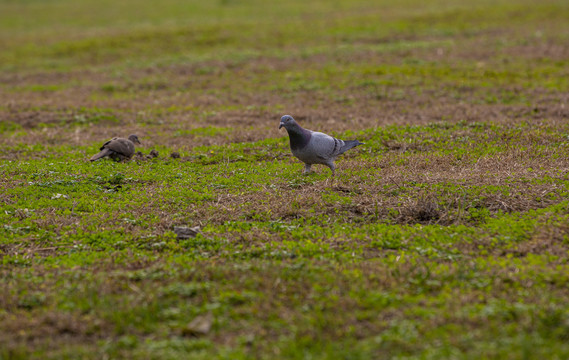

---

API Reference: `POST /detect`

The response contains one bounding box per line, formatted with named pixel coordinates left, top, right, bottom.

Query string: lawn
left=1, top=0, right=569, bottom=358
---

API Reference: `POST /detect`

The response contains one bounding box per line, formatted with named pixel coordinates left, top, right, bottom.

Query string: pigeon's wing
left=99, top=138, right=116, bottom=151
left=309, top=132, right=345, bottom=160
left=104, top=138, right=135, bottom=157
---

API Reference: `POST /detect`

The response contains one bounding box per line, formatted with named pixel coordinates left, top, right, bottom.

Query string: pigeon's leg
left=323, top=162, right=336, bottom=186
left=326, top=161, right=336, bottom=177
left=303, top=163, right=312, bottom=175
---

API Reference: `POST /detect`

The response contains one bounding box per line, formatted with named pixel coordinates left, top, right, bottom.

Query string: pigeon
left=89, top=134, right=141, bottom=162
left=279, top=115, right=363, bottom=175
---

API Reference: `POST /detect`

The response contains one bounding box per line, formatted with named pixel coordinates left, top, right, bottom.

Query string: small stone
left=173, top=226, right=201, bottom=239
left=149, top=149, right=159, bottom=158
left=182, top=312, right=213, bottom=337
left=170, top=152, right=181, bottom=159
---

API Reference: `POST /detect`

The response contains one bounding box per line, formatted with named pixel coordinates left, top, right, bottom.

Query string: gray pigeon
left=279, top=115, right=363, bottom=175
left=90, top=134, right=141, bottom=162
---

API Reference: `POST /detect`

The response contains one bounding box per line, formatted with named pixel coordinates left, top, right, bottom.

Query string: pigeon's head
left=128, top=134, right=142, bottom=145
left=279, top=115, right=297, bottom=130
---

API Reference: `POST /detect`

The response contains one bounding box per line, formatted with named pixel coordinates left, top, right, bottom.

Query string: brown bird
left=89, top=134, right=141, bottom=162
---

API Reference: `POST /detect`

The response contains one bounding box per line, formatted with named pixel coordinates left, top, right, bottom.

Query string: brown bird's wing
left=103, top=138, right=136, bottom=158
left=99, top=138, right=116, bottom=151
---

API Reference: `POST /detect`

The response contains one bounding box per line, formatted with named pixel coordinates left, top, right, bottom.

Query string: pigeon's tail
left=339, top=140, right=364, bottom=155
left=90, top=148, right=112, bottom=161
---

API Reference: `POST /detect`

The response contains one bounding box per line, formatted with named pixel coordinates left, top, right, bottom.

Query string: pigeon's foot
left=302, top=164, right=312, bottom=175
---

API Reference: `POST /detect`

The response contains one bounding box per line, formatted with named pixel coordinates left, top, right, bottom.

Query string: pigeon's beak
left=279, top=122, right=284, bottom=129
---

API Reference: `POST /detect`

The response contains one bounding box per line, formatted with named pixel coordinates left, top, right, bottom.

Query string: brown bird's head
left=128, top=134, right=141, bottom=144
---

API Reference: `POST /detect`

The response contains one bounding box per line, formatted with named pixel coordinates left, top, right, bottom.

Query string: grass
left=1, top=0, right=569, bottom=358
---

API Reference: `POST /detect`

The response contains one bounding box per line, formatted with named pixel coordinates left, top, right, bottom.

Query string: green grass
left=2, top=0, right=569, bottom=359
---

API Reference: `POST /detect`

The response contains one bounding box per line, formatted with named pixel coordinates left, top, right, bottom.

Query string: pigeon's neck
left=287, top=125, right=311, bottom=151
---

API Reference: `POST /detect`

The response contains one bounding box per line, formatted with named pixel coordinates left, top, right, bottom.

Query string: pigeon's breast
left=289, top=129, right=311, bottom=151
